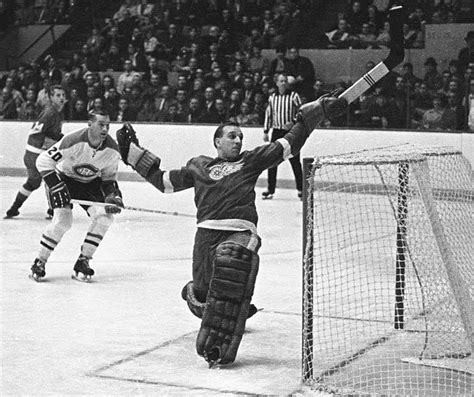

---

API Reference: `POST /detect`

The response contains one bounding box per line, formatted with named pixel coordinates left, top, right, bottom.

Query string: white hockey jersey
left=36, top=128, right=120, bottom=183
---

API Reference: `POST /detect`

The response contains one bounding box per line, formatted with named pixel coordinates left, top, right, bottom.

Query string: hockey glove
left=320, top=90, right=348, bottom=123
left=116, top=122, right=139, bottom=165
left=43, top=171, right=70, bottom=209
left=105, top=194, right=124, bottom=214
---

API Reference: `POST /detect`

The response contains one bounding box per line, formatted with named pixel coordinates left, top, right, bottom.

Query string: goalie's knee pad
left=196, top=241, right=259, bottom=366
left=181, top=281, right=206, bottom=319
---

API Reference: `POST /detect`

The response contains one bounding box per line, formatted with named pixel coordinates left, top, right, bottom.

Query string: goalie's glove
left=320, top=88, right=348, bottom=122
left=116, top=122, right=139, bottom=165
left=43, top=171, right=70, bottom=209
left=105, top=194, right=124, bottom=214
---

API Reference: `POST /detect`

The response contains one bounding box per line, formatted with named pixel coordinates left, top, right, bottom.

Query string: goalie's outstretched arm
left=116, top=123, right=192, bottom=193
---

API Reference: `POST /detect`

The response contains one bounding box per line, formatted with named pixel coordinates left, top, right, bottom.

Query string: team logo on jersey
left=73, top=164, right=100, bottom=178
left=30, top=122, right=44, bottom=134
left=208, top=160, right=244, bottom=180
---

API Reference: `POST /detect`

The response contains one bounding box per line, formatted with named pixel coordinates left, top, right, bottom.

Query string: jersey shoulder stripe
left=103, top=135, right=119, bottom=153
left=58, top=129, right=88, bottom=150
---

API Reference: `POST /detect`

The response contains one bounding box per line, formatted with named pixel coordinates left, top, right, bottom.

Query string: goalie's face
left=215, top=125, right=243, bottom=161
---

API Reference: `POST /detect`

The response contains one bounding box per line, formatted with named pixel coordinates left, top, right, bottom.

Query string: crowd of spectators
left=0, top=1, right=473, bottom=131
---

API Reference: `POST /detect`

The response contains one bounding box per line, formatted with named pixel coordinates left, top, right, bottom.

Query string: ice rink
left=1, top=176, right=308, bottom=396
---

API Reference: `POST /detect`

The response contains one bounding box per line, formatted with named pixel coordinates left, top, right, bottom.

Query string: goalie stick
left=70, top=199, right=195, bottom=218
left=340, top=5, right=405, bottom=104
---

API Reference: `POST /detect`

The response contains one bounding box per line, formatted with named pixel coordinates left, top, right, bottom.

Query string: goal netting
left=302, top=145, right=473, bottom=396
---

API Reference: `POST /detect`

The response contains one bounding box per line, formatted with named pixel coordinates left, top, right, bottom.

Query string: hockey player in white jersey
left=30, top=111, right=124, bottom=281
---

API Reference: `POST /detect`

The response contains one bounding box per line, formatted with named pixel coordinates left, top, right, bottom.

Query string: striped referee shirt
left=263, top=90, right=302, bottom=131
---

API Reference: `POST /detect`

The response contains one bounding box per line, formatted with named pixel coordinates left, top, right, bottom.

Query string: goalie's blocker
left=196, top=241, right=259, bottom=366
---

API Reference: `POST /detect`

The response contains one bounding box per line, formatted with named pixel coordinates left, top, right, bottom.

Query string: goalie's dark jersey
left=146, top=122, right=309, bottom=228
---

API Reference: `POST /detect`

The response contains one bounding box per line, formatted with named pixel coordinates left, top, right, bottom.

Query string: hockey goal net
left=302, top=145, right=473, bottom=396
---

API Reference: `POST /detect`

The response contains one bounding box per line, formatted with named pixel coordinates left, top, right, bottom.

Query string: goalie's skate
left=71, top=256, right=94, bottom=282
left=29, top=258, right=46, bottom=282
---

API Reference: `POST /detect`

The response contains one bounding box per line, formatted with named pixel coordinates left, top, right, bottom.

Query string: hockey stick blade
left=70, top=199, right=195, bottom=218
left=340, top=5, right=405, bottom=104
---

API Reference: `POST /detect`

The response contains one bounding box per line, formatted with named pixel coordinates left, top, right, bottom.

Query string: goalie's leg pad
left=196, top=241, right=259, bottom=365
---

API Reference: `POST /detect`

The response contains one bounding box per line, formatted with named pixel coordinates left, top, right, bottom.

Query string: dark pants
left=23, top=151, right=42, bottom=192
left=267, top=128, right=303, bottom=193
left=192, top=228, right=261, bottom=301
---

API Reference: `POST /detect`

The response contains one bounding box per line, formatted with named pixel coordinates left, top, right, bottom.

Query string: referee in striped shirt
left=262, top=73, right=303, bottom=199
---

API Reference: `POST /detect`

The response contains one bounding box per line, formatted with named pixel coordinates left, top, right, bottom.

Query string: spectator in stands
left=411, top=82, right=433, bottom=125
left=44, top=55, right=62, bottom=86
left=356, top=23, right=378, bottom=49
left=154, top=85, right=175, bottom=121
left=63, top=88, right=79, bottom=121
left=36, top=79, right=51, bottom=111
left=367, top=4, right=384, bottom=34
left=262, top=24, right=285, bottom=50
left=242, top=76, right=257, bottom=103
left=346, top=1, right=368, bottom=35
left=71, top=98, right=88, bottom=121
left=18, top=88, right=39, bottom=120
left=228, top=60, right=246, bottom=90
left=190, top=78, right=205, bottom=104
left=201, top=42, right=226, bottom=73
left=247, top=45, right=270, bottom=75
left=244, top=28, right=265, bottom=52
left=163, top=102, right=186, bottom=123
left=313, top=79, right=327, bottom=100
left=365, top=90, right=396, bottom=129
left=136, top=94, right=159, bottom=122
left=103, top=86, right=119, bottom=116
left=227, top=89, right=242, bottom=120
left=135, top=0, right=155, bottom=19
left=185, top=97, right=203, bottom=123
left=85, top=86, right=98, bottom=112
left=326, top=18, right=352, bottom=49
left=447, top=90, right=465, bottom=130
left=125, top=43, right=148, bottom=72
left=214, top=97, right=229, bottom=124
left=218, top=29, right=237, bottom=56
left=286, top=47, right=315, bottom=100
left=115, top=97, right=136, bottom=122
left=201, top=86, right=218, bottom=123
left=270, top=46, right=288, bottom=78
left=230, top=100, right=259, bottom=126
left=143, top=28, right=160, bottom=57
left=400, top=62, right=422, bottom=90
left=421, top=93, right=457, bottom=131
left=117, top=60, right=139, bottom=95
left=375, top=20, right=391, bottom=49
left=206, top=65, right=230, bottom=92
left=458, top=31, right=474, bottom=73
left=423, top=57, right=443, bottom=93
left=86, top=28, right=105, bottom=54
left=172, top=85, right=186, bottom=107
left=466, top=78, right=474, bottom=131
left=402, top=23, right=419, bottom=49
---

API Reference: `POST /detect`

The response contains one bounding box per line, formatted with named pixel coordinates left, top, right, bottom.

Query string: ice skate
left=4, top=207, right=20, bottom=219
left=72, top=255, right=94, bottom=282
left=29, top=258, right=46, bottom=282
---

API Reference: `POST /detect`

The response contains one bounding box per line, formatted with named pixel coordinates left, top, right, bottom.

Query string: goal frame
left=301, top=149, right=474, bottom=387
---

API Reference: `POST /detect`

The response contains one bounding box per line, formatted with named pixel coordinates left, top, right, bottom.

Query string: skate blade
left=71, top=274, right=93, bottom=283
left=28, top=274, right=44, bottom=282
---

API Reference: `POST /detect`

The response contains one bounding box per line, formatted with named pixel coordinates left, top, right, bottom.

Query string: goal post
left=301, top=146, right=473, bottom=395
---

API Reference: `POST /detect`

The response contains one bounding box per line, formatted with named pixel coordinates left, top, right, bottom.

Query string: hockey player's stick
left=340, top=5, right=405, bottom=104
left=70, top=199, right=195, bottom=218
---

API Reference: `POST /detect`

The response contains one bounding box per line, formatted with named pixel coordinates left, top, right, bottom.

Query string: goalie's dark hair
left=88, top=110, right=109, bottom=121
left=213, top=121, right=240, bottom=147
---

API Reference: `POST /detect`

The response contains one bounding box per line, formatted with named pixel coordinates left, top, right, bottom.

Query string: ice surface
left=1, top=177, right=306, bottom=396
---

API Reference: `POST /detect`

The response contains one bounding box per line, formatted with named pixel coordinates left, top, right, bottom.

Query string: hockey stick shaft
left=340, top=5, right=405, bottom=104
left=70, top=199, right=195, bottom=218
